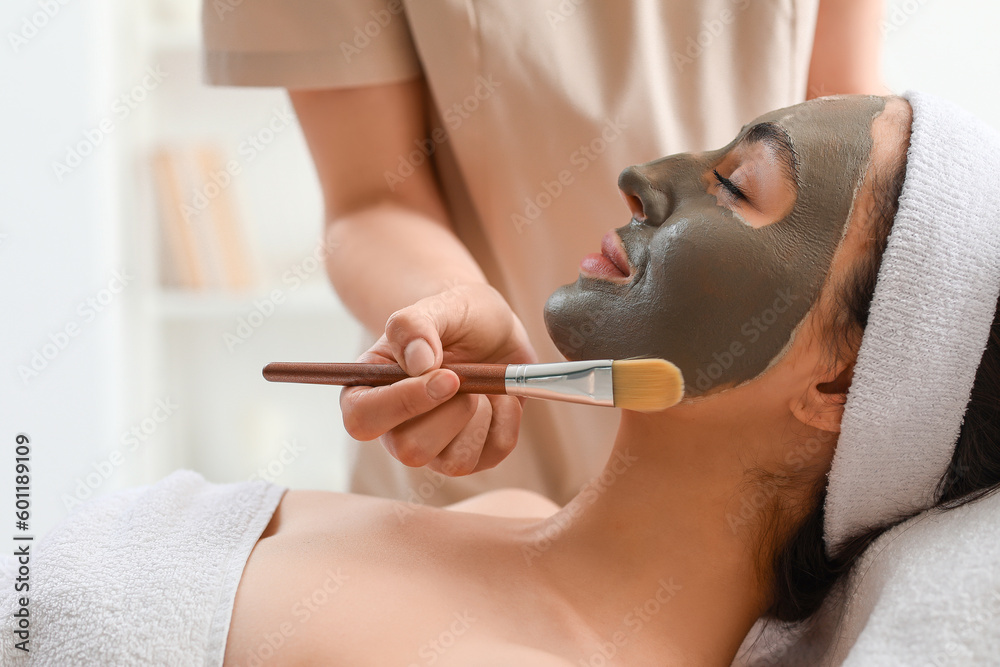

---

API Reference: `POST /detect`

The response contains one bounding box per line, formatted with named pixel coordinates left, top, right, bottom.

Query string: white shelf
left=114, top=0, right=355, bottom=494
left=145, top=286, right=351, bottom=320
left=148, top=0, right=202, bottom=52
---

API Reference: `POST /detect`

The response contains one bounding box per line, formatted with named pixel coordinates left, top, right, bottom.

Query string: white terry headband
left=824, top=91, right=1000, bottom=557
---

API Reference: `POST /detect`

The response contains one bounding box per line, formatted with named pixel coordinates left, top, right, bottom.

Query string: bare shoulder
left=441, top=641, right=580, bottom=666
left=444, top=488, right=561, bottom=519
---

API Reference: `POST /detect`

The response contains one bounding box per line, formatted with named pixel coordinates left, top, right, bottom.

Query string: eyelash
left=713, top=169, right=746, bottom=201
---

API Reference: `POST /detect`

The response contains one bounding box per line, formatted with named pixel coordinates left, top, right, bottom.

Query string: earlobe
left=791, top=365, right=853, bottom=433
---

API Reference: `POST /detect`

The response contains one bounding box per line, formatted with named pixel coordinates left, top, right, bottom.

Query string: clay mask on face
left=544, top=96, right=887, bottom=396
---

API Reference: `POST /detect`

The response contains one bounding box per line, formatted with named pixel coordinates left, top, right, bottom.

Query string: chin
left=543, top=286, right=581, bottom=360
left=543, top=283, right=620, bottom=361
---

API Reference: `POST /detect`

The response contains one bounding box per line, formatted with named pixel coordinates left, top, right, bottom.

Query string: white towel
left=824, top=90, right=1000, bottom=554
left=735, top=489, right=1000, bottom=666
left=0, top=470, right=285, bottom=666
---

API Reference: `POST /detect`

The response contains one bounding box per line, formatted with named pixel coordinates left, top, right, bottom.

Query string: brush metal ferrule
left=504, top=360, right=615, bottom=407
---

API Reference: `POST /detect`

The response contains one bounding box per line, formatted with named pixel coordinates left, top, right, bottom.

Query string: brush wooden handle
left=262, top=362, right=509, bottom=394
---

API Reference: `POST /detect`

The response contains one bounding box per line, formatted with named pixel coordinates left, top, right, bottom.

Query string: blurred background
left=2, top=0, right=998, bottom=540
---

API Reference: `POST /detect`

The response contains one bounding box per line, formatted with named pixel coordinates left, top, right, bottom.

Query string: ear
left=790, top=365, right=853, bottom=433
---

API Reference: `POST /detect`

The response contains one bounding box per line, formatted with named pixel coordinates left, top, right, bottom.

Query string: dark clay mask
left=544, top=96, right=887, bottom=396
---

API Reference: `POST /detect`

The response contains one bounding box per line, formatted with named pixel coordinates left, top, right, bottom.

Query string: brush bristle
left=611, top=359, right=684, bottom=412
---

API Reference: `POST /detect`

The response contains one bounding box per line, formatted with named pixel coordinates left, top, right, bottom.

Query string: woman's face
left=544, top=96, right=889, bottom=397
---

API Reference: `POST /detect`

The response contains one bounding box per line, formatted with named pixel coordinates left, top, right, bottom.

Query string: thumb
left=384, top=284, right=528, bottom=371
left=383, top=303, right=445, bottom=376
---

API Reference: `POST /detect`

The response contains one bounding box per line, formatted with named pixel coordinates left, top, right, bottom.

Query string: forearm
left=325, top=200, right=488, bottom=334
left=807, top=0, right=888, bottom=98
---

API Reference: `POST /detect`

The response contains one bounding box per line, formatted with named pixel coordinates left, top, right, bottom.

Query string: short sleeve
left=202, top=0, right=422, bottom=88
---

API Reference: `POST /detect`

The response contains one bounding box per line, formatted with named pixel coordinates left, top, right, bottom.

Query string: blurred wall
left=1, top=0, right=122, bottom=540
left=883, top=0, right=1000, bottom=128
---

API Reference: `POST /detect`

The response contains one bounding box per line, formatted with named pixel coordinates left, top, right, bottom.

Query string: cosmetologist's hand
left=340, top=283, right=537, bottom=476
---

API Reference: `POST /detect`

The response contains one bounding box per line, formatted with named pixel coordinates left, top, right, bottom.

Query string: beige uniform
left=203, top=0, right=819, bottom=505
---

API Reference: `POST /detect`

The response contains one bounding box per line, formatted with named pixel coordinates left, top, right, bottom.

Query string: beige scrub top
left=203, top=0, right=820, bottom=506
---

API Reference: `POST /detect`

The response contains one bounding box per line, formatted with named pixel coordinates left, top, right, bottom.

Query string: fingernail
left=403, top=338, right=434, bottom=375
left=426, top=371, right=457, bottom=400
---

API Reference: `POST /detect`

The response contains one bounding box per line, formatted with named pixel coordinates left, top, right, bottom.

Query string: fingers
left=382, top=284, right=531, bottom=374
left=426, top=395, right=494, bottom=476
left=384, top=306, right=445, bottom=376
left=427, top=394, right=522, bottom=476
left=341, top=284, right=532, bottom=475
left=340, top=369, right=460, bottom=442
left=342, top=382, right=522, bottom=475
left=380, top=393, right=480, bottom=467
left=469, top=395, right=522, bottom=472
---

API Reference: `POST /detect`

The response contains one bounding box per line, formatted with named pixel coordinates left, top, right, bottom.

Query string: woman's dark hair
left=763, top=121, right=1000, bottom=623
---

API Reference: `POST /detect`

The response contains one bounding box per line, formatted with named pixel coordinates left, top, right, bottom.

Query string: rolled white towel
left=735, top=489, right=1000, bottom=666
left=0, top=470, right=285, bottom=666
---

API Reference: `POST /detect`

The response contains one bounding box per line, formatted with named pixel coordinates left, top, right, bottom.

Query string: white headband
left=823, top=91, right=1000, bottom=557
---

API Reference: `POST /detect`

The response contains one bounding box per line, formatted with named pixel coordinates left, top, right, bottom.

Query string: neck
left=522, top=404, right=777, bottom=665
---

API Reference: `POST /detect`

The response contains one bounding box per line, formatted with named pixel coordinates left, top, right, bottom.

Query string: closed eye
left=713, top=169, right=746, bottom=201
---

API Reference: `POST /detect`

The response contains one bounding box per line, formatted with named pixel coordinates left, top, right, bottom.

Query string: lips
left=601, top=231, right=632, bottom=276
left=579, top=230, right=632, bottom=282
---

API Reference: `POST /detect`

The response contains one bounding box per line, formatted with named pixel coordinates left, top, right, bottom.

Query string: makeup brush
left=262, top=359, right=684, bottom=412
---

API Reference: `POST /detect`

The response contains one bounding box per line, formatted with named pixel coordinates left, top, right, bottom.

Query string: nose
left=617, top=166, right=671, bottom=226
